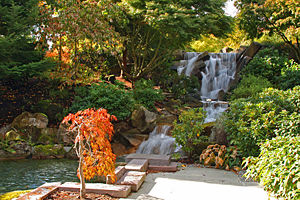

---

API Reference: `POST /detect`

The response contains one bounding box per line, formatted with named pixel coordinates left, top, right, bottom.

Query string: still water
left=0, top=159, right=78, bottom=194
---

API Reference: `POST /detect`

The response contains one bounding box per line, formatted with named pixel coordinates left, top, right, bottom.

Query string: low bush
left=243, top=136, right=300, bottom=200
left=200, top=144, right=241, bottom=170
left=67, top=82, right=135, bottom=120
left=172, top=108, right=209, bottom=159
left=230, top=75, right=272, bottom=100
left=224, top=86, right=300, bottom=157
left=242, top=48, right=289, bottom=85
left=279, top=59, right=300, bottom=90
left=133, top=79, right=164, bottom=111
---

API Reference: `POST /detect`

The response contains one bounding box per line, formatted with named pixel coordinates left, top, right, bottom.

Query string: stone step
left=126, top=154, right=171, bottom=166
left=125, top=159, right=148, bottom=172
left=117, top=171, right=146, bottom=192
left=58, top=182, right=131, bottom=198
left=17, top=182, right=61, bottom=200
left=148, top=162, right=178, bottom=172
left=106, top=166, right=127, bottom=184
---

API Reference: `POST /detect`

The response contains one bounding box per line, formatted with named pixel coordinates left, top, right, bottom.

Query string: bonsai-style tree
left=62, top=108, right=117, bottom=199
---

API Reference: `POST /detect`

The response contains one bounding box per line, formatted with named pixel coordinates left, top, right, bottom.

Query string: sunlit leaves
left=62, top=108, right=117, bottom=182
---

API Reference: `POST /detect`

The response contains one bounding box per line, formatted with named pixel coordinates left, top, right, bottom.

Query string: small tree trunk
left=79, top=139, right=86, bottom=200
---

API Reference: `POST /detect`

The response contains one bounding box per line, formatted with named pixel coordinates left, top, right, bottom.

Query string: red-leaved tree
left=62, top=108, right=117, bottom=199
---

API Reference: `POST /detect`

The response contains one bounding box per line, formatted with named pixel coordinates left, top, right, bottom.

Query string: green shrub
left=243, top=136, right=300, bottom=200
left=242, top=48, right=289, bottom=85
left=224, top=86, right=300, bottom=157
left=68, top=82, right=135, bottom=120
left=279, top=59, right=300, bottom=90
left=230, top=75, right=272, bottom=100
left=172, top=108, right=209, bottom=158
left=133, top=79, right=164, bottom=110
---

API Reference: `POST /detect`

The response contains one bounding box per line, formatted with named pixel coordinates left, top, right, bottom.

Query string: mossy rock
left=0, top=190, right=31, bottom=200
left=38, top=128, right=59, bottom=144
left=33, top=144, right=65, bottom=157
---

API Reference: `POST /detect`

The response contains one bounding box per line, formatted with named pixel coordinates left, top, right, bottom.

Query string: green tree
left=116, top=0, right=233, bottom=82
left=0, top=0, right=54, bottom=80
left=236, top=0, right=300, bottom=62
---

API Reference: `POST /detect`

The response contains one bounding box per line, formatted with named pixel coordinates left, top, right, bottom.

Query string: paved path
left=121, top=166, right=273, bottom=200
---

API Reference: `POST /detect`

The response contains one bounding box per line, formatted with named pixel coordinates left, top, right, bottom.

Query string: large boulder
left=31, top=100, right=63, bottom=124
left=12, top=112, right=48, bottom=129
left=130, top=106, right=157, bottom=134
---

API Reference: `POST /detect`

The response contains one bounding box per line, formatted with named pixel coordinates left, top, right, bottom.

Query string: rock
left=12, top=112, right=48, bottom=129
left=0, top=124, right=11, bottom=140
left=5, top=130, right=20, bottom=141
left=217, top=89, right=225, bottom=101
left=196, top=51, right=210, bottom=62
left=8, top=140, right=33, bottom=157
left=39, top=128, right=60, bottom=144
left=33, top=144, right=65, bottom=158
left=58, top=123, right=75, bottom=145
left=114, top=121, right=131, bottom=133
left=131, top=107, right=146, bottom=129
left=112, top=143, right=127, bottom=157
left=120, top=133, right=149, bottom=147
left=157, top=115, right=177, bottom=125
left=131, top=106, right=157, bottom=133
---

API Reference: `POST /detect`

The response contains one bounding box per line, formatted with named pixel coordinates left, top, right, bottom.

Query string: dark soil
left=45, top=190, right=119, bottom=200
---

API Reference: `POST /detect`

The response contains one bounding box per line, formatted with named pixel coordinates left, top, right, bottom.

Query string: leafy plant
left=242, top=48, right=289, bottom=85
left=243, top=136, right=300, bottom=200
left=133, top=79, right=164, bottom=110
left=200, top=144, right=241, bottom=170
left=279, top=59, right=300, bottom=90
left=172, top=108, right=208, bottom=159
left=68, top=82, right=135, bottom=120
left=224, top=86, right=300, bottom=157
left=230, top=75, right=272, bottom=100
left=62, top=108, right=117, bottom=199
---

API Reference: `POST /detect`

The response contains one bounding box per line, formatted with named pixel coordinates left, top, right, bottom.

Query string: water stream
left=137, top=52, right=237, bottom=155
left=136, top=125, right=175, bottom=155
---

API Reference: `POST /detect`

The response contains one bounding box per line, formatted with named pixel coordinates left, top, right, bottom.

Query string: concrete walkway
left=121, top=166, right=273, bottom=200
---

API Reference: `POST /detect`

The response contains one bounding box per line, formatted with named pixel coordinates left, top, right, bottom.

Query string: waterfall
left=136, top=125, right=175, bottom=155
left=178, top=52, right=237, bottom=122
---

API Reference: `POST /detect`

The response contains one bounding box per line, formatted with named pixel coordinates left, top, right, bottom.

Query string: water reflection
left=0, top=159, right=78, bottom=194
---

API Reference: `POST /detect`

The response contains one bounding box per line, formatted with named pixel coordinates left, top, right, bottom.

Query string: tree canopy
left=236, top=0, right=300, bottom=62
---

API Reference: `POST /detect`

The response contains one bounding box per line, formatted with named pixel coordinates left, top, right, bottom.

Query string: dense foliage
left=0, top=0, right=55, bottom=80
left=230, top=75, right=272, bottom=100
left=133, top=79, right=164, bottom=111
left=68, top=82, right=135, bottom=121
left=244, top=136, right=300, bottom=200
left=235, top=0, right=300, bottom=62
left=172, top=108, right=208, bottom=158
left=224, top=87, right=300, bottom=157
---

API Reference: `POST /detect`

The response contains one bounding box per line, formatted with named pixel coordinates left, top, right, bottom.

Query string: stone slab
left=106, top=166, right=126, bottom=184
left=117, top=171, right=146, bottom=192
left=17, top=182, right=61, bottom=200
left=58, top=182, right=131, bottom=198
left=148, top=162, right=177, bottom=172
left=125, top=159, right=148, bottom=172
left=126, top=154, right=170, bottom=166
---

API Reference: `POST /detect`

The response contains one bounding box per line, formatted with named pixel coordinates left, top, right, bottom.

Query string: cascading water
left=178, top=52, right=237, bottom=122
left=136, top=125, right=175, bottom=155
left=136, top=52, right=237, bottom=155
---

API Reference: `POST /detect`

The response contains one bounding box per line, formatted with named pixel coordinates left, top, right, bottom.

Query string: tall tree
left=39, top=0, right=124, bottom=84
left=116, top=0, right=233, bottom=81
left=0, top=0, right=54, bottom=80
left=236, top=0, right=300, bottom=62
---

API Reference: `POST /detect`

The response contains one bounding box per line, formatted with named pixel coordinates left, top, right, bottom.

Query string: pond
left=0, top=159, right=78, bottom=194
